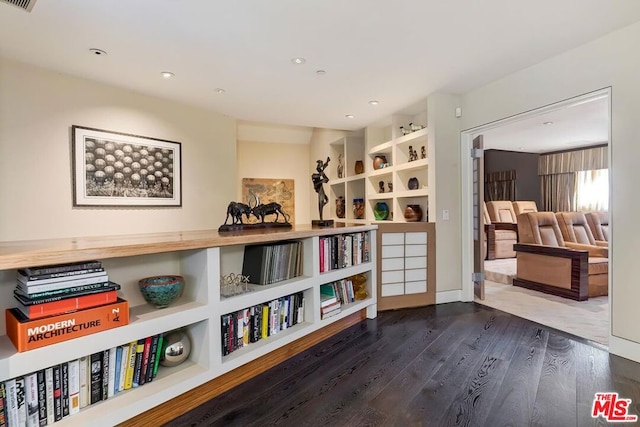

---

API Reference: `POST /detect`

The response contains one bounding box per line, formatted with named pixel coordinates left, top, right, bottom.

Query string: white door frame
left=460, top=88, right=611, bottom=302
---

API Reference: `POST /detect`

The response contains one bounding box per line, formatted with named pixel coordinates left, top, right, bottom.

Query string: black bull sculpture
left=221, top=201, right=290, bottom=229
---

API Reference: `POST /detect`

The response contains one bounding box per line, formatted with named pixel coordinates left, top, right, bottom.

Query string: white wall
left=459, top=21, right=640, bottom=360
left=0, top=59, right=236, bottom=241
left=236, top=140, right=311, bottom=225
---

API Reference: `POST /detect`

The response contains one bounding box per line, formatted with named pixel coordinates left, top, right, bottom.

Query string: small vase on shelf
left=408, top=177, right=419, bottom=190
left=354, top=160, right=364, bottom=175
left=404, top=204, right=423, bottom=222
left=353, top=198, right=365, bottom=219
left=373, top=201, right=389, bottom=221
left=335, top=196, right=345, bottom=218
left=373, top=155, right=387, bottom=170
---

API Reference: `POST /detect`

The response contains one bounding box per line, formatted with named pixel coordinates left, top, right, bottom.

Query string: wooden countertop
left=0, top=224, right=378, bottom=270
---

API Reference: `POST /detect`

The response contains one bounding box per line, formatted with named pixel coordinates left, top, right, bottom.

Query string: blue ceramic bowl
left=138, top=275, right=184, bottom=308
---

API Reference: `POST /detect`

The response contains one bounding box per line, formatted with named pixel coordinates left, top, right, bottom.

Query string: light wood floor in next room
left=165, top=303, right=640, bottom=427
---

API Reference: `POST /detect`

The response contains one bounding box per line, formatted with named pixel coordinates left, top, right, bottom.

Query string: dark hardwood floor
left=165, top=303, right=640, bottom=427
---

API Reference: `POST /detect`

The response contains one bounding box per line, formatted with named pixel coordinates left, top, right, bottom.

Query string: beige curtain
left=485, top=170, right=516, bottom=201
left=576, top=169, right=609, bottom=211
left=540, top=173, right=576, bottom=212
left=539, top=145, right=607, bottom=211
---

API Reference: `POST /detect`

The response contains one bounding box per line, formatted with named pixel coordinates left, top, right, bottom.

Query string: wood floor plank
left=575, top=341, right=615, bottom=427
left=484, top=325, right=549, bottom=427
left=531, top=333, right=577, bottom=427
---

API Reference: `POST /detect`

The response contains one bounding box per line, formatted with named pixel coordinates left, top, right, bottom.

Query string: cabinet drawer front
left=405, top=280, right=427, bottom=294
left=382, top=233, right=405, bottom=245
left=405, top=232, right=427, bottom=245
left=405, top=244, right=427, bottom=257
left=405, top=256, right=427, bottom=269
left=382, top=245, right=404, bottom=258
left=382, top=257, right=404, bottom=271
left=381, top=283, right=404, bottom=297
left=381, top=270, right=404, bottom=284
left=405, top=268, right=427, bottom=282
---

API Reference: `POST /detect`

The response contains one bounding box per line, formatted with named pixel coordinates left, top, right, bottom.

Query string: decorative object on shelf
left=379, top=180, right=385, bottom=193
left=354, top=160, right=364, bottom=175
left=409, top=122, right=425, bottom=132
left=220, top=273, right=251, bottom=297
left=335, top=196, right=345, bottom=218
left=312, top=157, right=334, bottom=227
left=242, top=178, right=295, bottom=225
left=404, top=204, right=424, bottom=222
left=421, top=146, right=426, bottom=159
left=408, top=145, right=418, bottom=162
left=160, top=329, right=192, bottom=367
left=138, top=275, right=185, bottom=309
left=353, top=198, right=365, bottom=219
left=219, top=200, right=291, bottom=232
left=337, top=154, right=344, bottom=179
left=373, top=155, right=387, bottom=170
left=408, top=177, right=419, bottom=190
left=388, top=181, right=393, bottom=192
left=400, top=126, right=411, bottom=136
left=350, top=273, right=369, bottom=300
left=71, top=125, right=182, bottom=207
left=373, top=201, right=390, bottom=220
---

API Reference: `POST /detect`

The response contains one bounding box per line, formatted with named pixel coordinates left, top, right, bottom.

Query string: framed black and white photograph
left=72, top=125, right=182, bottom=207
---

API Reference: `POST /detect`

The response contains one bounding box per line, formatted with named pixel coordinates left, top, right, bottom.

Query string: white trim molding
left=609, top=336, right=640, bottom=364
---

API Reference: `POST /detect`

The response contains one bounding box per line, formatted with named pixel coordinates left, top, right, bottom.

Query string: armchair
left=484, top=201, right=517, bottom=259
left=512, top=201, right=538, bottom=216
left=585, top=211, right=609, bottom=242
left=513, top=212, right=607, bottom=300
left=556, top=212, right=608, bottom=254
left=485, top=201, right=518, bottom=258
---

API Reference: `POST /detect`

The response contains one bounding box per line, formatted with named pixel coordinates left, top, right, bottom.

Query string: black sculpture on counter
left=311, top=157, right=333, bottom=227
left=219, top=201, right=291, bottom=232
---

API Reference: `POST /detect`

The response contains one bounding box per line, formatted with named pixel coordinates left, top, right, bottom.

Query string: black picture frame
left=72, top=125, right=182, bottom=207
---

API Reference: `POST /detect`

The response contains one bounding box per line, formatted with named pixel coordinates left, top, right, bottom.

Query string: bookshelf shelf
left=0, top=225, right=376, bottom=426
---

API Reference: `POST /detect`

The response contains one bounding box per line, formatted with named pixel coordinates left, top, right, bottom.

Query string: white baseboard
left=436, top=289, right=465, bottom=304
left=609, top=335, right=640, bottom=363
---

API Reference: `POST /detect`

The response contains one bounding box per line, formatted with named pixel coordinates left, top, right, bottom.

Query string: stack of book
left=0, top=333, right=164, bottom=425
left=319, top=231, right=371, bottom=273
left=6, top=261, right=128, bottom=352
left=320, top=283, right=342, bottom=319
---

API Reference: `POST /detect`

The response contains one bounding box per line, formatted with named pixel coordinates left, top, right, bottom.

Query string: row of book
left=320, top=279, right=356, bottom=319
left=241, top=240, right=304, bottom=285
left=6, top=261, right=129, bottom=353
left=319, top=232, right=371, bottom=273
left=221, top=291, right=305, bottom=356
left=0, top=333, right=164, bottom=427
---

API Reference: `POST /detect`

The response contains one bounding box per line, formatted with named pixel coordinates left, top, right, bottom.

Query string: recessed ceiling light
left=543, top=121, right=553, bottom=125
left=368, top=100, right=379, bottom=106
left=316, top=70, right=326, bottom=75
left=160, top=71, right=175, bottom=79
left=89, top=48, right=107, bottom=56
left=345, top=114, right=355, bottom=119
left=214, top=88, right=226, bottom=94
left=291, top=57, right=306, bottom=65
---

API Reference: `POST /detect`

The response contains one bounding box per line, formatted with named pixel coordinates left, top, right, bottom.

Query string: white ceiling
left=0, top=1, right=639, bottom=131
left=481, top=95, right=609, bottom=153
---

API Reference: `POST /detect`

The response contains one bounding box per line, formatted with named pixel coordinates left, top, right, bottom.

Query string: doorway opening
left=460, top=88, right=611, bottom=345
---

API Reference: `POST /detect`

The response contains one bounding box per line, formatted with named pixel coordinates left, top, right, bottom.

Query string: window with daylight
left=575, top=169, right=609, bottom=212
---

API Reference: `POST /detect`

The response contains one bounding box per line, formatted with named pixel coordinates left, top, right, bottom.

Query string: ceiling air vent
left=0, top=0, right=37, bottom=12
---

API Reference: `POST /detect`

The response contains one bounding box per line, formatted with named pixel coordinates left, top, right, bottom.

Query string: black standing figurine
left=312, top=157, right=334, bottom=226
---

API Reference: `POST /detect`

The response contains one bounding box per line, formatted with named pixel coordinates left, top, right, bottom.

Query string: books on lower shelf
left=320, top=278, right=357, bottom=320
left=241, top=240, right=303, bottom=285
left=0, top=332, right=166, bottom=425
left=221, top=291, right=305, bottom=357
left=319, top=231, right=371, bottom=273
left=5, top=298, right=130, bottom=352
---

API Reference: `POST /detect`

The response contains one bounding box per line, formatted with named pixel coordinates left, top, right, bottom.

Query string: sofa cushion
left=494, top=230, right=517, bottom=241
left=588, top=257, right=608, bottom=275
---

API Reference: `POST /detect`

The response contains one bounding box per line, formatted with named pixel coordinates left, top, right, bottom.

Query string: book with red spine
left=15, top=290, right=119, bottom=320
left=5, top=299, right=129, bottom=352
